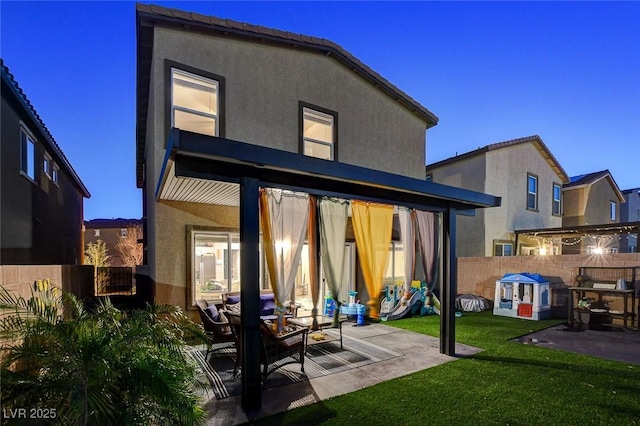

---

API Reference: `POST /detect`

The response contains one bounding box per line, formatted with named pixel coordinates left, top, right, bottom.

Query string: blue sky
left=2, top=1, right=638, bottom=220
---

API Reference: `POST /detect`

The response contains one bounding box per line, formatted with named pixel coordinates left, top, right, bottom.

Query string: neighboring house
left=619, top=187, right=639, bottom=253
left=426, top=135, right=569, bottom=257
left=561, top=170, right=625, bottom=254
left=135, top=4, right=498, bottom=311
left=1, top=59, right=90, bottom=265
left=84, top=218, right=143, bottom=266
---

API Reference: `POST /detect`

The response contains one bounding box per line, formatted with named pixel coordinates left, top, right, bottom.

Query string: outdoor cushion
left=260, top=294, right=276, bottom=317
left=217, top=310, right=232, bottom=334
left=205, top=304, right=219, bottom=322
left=227, top=302, right=241, bottom=315
left=227, top=295, right=241, bottom=305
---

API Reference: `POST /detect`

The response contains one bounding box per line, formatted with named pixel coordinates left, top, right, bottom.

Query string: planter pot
left=573, top=310, right=591, bottom=330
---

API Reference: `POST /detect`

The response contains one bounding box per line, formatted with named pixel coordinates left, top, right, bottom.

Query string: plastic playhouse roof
left=499, top=273, right=548, bottom=284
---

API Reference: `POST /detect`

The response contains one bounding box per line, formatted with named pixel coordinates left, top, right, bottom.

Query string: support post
left=440, top=207, right=457, bottom=356
left=239, top=177, right=262, bottom=411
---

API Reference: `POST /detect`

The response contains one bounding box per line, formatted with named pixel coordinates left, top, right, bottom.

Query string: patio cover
left=157, top=128, right=501, bottom=410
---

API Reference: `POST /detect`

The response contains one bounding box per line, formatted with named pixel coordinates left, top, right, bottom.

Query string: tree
left=0, top=283, right=208, bottom=425
left=84, top=239, right=111, bottom=267
left=116, top=225, right=143, bottom=267
left=84, top=240, right=111, bottom=291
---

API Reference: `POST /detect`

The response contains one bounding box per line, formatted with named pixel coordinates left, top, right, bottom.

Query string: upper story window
left=526, top=173, right=538, bottom=211
left=43, top=152, right=52, bottom=179
left=552, top=183, right=562, bottom=216
left=52, top=163, right=59, bottom=185
left=20, top=124, right=36, bottom=182
left=121, top=229, right=128, bottom=238
left=94, top=229, right=101, bottom=237
left=301, top=104, right=337, bottom=161
left=609, top=201, right=616, bottom=221
left=171, top=68, right=219, bottom=136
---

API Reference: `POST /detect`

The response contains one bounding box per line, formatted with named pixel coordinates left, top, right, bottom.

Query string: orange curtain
left=308, top=196, right=319, bottom=330
left=259, top=190, right=278, bottom=303
left=351, top=200, right=394, bottom=319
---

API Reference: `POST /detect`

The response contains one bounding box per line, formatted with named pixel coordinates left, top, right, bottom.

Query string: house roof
left=564, top=169, right=625, bottom=202
left=621, top=187, right=640, bottom=195
left=1, top=59, right=90, bottom=198
left=136, top=3, right=439, bottom=188
left=426, top=135, right=570, bottom=183
left=84, top=218, right=143, bottom=229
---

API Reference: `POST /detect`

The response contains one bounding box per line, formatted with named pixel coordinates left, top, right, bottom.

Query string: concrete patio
left=200, top=321, right=481, bottom=425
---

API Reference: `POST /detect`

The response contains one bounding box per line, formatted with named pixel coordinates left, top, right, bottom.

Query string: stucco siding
left=584, top=178, right=620, bottom=224
left=428, top=155, right=486, bottom=256
left=484, top=144, right=563, bottom=255
left=152, top=27, right=427, bottom=180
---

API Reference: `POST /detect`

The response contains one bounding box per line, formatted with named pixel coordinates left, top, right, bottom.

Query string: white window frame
left=20, top=123, right=36, bottom=182
left=609, top=201, right=616, bottom=221
left=171, top=68, right=219, bottom=136
left=302, top=107, right=335, bottom=160
left=527, top=174, right=538, bottom=211
left=121, top=229, right=128, bottom=238
left=552, top=183, right=562, bottom=216
left=43, top=152, right=52, bottom=179
left=94, top=229, right=101, bottom=237
left=494, top=242, right=514, bottom=256
left=52, top=163, right=59, bottom=185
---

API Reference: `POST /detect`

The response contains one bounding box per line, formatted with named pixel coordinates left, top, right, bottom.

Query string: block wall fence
left=457, top=253, right=640, bottom=318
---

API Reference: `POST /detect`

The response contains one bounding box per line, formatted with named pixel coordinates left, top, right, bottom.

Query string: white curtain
left=261, top=188, right=309, bottom=330
left=319, top=198, right=349, bottom=326
left=399, top=207, right=415, bottom=292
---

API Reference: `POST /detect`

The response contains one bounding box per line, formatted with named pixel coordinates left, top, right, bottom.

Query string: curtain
left=351, top=200, right=394, bottom=319
left=415, top=210, right=438, bottom=291
left=319, top=197, right=349, bottom=327
left=259, top=188, right=309, bottom=331
left=308, top=196, right=320, bottom=330
left=399, top=207, right=415, bottom=292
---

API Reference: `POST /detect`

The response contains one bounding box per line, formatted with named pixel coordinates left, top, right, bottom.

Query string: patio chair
left=227, top=312, right=308, bottom=385
left=195, top=299, right=236, bottom=359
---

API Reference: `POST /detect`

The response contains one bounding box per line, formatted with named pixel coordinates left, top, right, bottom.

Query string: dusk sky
left=2, top=1, right=638, bottom=220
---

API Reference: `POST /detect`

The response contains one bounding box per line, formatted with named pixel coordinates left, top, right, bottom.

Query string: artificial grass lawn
left=250, top=312, right=640, bottom=425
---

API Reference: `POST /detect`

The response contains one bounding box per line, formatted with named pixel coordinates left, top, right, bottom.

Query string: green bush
left=0, top=281, right=208, bottom=425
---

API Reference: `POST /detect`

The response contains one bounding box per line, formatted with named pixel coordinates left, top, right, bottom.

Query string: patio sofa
left=222, top=291, right=299, bottom=320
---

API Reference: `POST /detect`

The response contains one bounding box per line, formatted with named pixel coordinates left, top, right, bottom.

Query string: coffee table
left=287, top=315, right=347, bottom=352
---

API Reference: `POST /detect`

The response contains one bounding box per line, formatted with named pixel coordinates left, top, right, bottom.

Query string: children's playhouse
left=493, top=273, right=550, bottom=320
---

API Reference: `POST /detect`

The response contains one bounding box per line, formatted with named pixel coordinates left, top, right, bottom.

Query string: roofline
left=136, top=3, right=439, bottom=187
left=1, top=59, right=90, bottom=198
left=426, top=135, right=570, bottom=184
left=564, top=170, right=625, bottom=202
left=160, top=129, right=501, bottom=212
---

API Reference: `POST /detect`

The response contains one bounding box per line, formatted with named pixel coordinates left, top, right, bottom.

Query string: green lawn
left=250, top=312, right=640, bottom=425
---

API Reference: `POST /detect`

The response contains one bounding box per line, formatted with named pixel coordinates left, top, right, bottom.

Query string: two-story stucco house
left=1, top=60, right=90, bottom=265
left=135, top=5, right=501, bottom=405
left=426, top=135, right=569, bottom=257
left=561, top=170, right=625, bottom=254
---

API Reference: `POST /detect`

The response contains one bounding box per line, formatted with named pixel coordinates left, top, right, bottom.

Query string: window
left=20, top=125, right=36, bottom=181
left=301, top=104, right=336, bottom=160
left=552, top=183, right=562, bottom=216
left=171, top=68, right=219, bottom=136
left=52, top=163, right=59, bottom=185
left=526, top=174, right=538, bottom=211
left=94, top=229, right=101, bottom=237
left=384, top=242, right=405, bottom=286
left=494, top=242, right=513, bottom=256
left=426, top=174, right=433, bottom=181
left=43, top=152, right=52, bottom=178
left=120, top=229, right=128, bottom=238
left=609, top=201, right=616, bottom=221
left=190, top=230, right=240, bottom=305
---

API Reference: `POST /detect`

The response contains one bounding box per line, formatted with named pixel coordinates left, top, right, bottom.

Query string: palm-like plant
left=0, top=281, right=208, bottom=425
